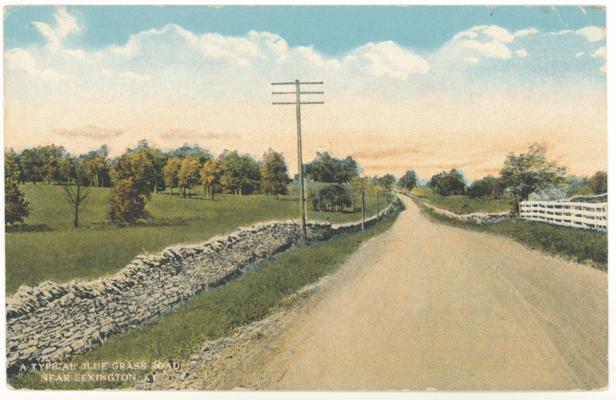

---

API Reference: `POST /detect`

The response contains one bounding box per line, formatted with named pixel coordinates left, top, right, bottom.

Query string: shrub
left=110, top=177, right=148, bottom=224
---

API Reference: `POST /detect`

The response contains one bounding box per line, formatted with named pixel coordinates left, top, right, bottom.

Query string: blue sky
left=3, top=6, right=607, bottom=180
left=4, top=5, right=605, bottom=55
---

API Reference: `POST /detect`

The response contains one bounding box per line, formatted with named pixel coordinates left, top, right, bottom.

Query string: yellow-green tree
left=260, top=148, right=289, bottom=198
left=200, top=159, right=223, bottom=199
left=178, top=157, right=201, bottom=198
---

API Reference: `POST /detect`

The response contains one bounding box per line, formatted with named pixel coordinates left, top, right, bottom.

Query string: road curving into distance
left=244, top=195, right=607, bottom=390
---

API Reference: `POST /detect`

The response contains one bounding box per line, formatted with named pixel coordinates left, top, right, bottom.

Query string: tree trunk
left=74, top=202, right=79, bottom=228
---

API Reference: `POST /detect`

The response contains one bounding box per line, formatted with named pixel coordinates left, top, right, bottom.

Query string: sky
left=3, top=5, right=607, bottom=180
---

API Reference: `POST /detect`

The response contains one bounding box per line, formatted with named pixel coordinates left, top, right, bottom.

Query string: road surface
left=241, top=196, right=608, bottom=390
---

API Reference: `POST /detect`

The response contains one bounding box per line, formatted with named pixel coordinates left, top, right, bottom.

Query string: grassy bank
left=411, top=186, right=513, bottom=214
left=414, top=198, right=607, bottom=271
left=10, top=205, right=402, bottom=389
left=6, top=183, right=392, bottom=293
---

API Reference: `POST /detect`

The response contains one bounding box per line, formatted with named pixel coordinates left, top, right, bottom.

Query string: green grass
left=10, top=207, right=401, bottom=390
left=6, top=183, right=392, bottom=294
left=411, top=186, right=513, bottom=214
left=413, top=197, right=607, bottom=271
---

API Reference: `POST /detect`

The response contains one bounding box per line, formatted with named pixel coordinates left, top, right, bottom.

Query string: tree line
left=4, top=142, right=372, bottom=227
left=424, top=143, right=607, bottom=213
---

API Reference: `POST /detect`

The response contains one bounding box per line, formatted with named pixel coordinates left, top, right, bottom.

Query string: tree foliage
left=178, top=157, right=201, bottom=198
left=499, top=143, right=566, bottom=212
left=5, top=152, right=29, bottom=227
left=260, top=148, right=289, bottom=198
left=219, top=150, right=261, bottom=195
left=304, top=152, right=359, bottom=183
left=398, top=170, right=417, bottom=191
left=162, top=157, right=182, bottom=195
left=311, top=184, right=352, bottom=212
left=590, top=171, right=607, bottom=194
left=200, top=159, right=223, bottom=199
left=110, top=177, right=148, bottom=224
left=428, top=169, right=466, bottom=196
left=468, top=176, right=504, bottom=199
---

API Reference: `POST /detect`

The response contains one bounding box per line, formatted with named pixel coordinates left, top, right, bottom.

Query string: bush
left=110, top=177, right=148, bottom=224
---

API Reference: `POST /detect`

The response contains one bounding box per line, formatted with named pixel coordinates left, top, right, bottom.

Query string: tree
left=82, top=151, right=110, bottom=188
left=163, top=157, right=182, bottom=195
left=429, top=169, right=466, bottom=196
left=110, top=177, right=148, bottom=224
left=62, top=158, right=91, bottom=228
left=178, top=157, right=201, bottom=198
left=260, top=149, right=289, bottom=198
left=5, top=154, right=29, bottom=227
left=311, top=184, right=352, bottom=212
left=4, top=150, right=21, bottom=182
left=111, top=148, right=157, bottom=198
left=378, top=174, right=397, bottom=189
left=219, top=150, right=261, bottom=195
left=468, top=176, right=504, bottom=199
left=304, top=152, right=359, bottom=183
left=109, top=147, right=157, bottom=224
left=200, top=159, right=223, bottom=199
left=398, top=170, right=417, bottom=191
left=5, top=180, right=30, bottom=227
left=500, top=143, right=566, bottom=213
left=590, top=171, right=607, bottom=194
left=169, top=144, right=212, bottom=163
left=19, top=147, right=45, bottom=184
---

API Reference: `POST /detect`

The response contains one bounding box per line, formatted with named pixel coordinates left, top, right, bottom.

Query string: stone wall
left=421, top=202, right=512, bottom=224
left=6, top=198, right=401, bottom=375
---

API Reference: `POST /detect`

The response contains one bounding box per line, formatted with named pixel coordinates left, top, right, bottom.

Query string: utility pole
left=361, top=178, right=366, bottom=231
left=376, top=189, right=380, bottom=222
left=272, top=80, right=324, bottom=242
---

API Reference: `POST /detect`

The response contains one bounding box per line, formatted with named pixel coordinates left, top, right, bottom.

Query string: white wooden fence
left=519, top=200, right=607, bottom=232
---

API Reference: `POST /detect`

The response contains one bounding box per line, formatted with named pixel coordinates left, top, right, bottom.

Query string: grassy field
left=6, top=183, right=393, bottom=294
left=411, top=186, right=513, bottom=214
left=414, top=199, right=607, bottom=271
left=10, top=207, right=402, bottom=389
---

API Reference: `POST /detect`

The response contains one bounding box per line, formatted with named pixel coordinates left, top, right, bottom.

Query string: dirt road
left=166, top=196, right=607, bottom=390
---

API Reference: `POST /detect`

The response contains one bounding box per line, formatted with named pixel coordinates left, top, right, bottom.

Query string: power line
left=271, top=79, right=324, bottom=242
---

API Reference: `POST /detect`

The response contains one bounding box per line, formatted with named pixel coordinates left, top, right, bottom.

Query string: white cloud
left=462, top=39, right=512, bottom=60
left=513, top=28, right=538, bottom=38
left=465, top=56, right=479, bottom=64
left=53, top=6, right=81, bottom=38
left=344, top=41, right=429, bottom=80
left=576, top=26, right=606, bottom=42
left=296, top=46, right=340, bottom=69
left=480, top=25, right=514, bottom=43
left=5, top=48, right=65, bottom=81
left=515, top=49, right=528, bottom=58
left=32, top=21, right=61, bottom=52
left=575, top=51, right=584, bottom=58
left=592, top=46, right=606, bottom=60
left=32, top=6, right=81, bottom=52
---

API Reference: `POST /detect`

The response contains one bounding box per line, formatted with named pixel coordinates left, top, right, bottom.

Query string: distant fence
left=519, top=200, right=607, bottom=232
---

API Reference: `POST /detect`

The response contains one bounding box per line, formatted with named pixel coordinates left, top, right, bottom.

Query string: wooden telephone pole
left=272, top=80, right=324, bottom=241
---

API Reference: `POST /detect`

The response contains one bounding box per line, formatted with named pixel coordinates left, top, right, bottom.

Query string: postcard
left=3, top=4, right=608, bottom=392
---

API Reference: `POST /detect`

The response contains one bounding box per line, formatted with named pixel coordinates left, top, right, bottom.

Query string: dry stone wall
left=6, top=198, right=401, bottom=375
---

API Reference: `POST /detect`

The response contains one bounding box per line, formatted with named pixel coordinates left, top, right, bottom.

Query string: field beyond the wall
left=411, top=186, right=513, bottom=214
left=6, top=183, right=391, bottom=294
